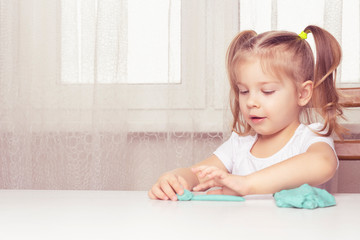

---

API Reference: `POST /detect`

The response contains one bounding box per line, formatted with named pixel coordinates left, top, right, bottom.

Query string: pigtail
left=304, top=25, right=346, bottom=138
left=226, top=30, right=257, bottom=135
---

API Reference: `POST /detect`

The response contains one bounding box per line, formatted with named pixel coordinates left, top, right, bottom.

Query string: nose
left=246, top=93, right=260, bottom=108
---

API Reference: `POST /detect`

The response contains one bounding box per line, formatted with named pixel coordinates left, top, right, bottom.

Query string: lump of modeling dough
left=274, top=184, right=336, bottom=209
left=177, top=189, right=194, bottom=201
left=177, top=189, right=245, bottom=202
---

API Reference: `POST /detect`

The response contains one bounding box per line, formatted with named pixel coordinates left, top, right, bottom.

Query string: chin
left=252, top=128, right=277, bottom=136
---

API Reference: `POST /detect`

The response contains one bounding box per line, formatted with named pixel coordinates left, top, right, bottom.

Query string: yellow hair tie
left=299, top=31, right=307, bottom=40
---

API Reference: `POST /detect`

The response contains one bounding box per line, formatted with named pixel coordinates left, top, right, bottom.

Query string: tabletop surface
left=0, top=190, right=359, bottom=240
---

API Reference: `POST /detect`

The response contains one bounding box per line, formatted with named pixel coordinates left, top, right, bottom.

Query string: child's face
left=235, top=58, right=301, bottom=136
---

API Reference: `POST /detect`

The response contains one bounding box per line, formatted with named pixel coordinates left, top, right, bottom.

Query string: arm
left=193, top=142, right=337, bottom=195
left=148, top=154, right=227, bottom=200
left=245, top=142, right=337, bottom=194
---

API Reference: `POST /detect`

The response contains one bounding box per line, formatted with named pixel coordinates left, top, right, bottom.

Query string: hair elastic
left=299, top=31, right=307, bottom=40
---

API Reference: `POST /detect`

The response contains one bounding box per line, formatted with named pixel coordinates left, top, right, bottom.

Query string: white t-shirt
left=213, top=123, right=338, bottom=176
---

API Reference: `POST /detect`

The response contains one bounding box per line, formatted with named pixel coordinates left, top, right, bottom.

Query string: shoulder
left=296, top=123, right=335, bottom=150
left=295, top=123, right=338, bottom=167
left=296, top=123, right=330, bottom=137
left=307, top=123, right=326, bottom=132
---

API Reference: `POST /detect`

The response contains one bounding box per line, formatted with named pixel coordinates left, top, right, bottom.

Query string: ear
left=298, top=80, right=313, bottom=107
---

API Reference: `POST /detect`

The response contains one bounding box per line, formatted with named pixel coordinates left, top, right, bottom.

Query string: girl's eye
left=239, top=90, right=249, bottom=95
left=262, top=90, right=275, bottom=95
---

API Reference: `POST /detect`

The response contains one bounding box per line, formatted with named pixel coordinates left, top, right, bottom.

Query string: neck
left=258, top=121, right=300, bottom=142
left=251, top=121, right=300, bottom=158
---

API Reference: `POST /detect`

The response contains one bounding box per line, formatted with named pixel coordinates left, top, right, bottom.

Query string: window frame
left=43, top=0, right=360, bottom=132
left=39, top=1, right=238, bottom=132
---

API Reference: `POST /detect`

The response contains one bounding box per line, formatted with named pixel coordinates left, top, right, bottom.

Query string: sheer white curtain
left=0, top=0, right=358, bottom=191
left=0, top=0, right=235, bottom=190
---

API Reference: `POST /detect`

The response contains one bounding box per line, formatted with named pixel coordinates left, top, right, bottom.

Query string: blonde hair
left=226, top=25, right=346, bottom=138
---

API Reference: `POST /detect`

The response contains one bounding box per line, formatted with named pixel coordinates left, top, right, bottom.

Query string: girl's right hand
left=148, top=172, right=189, bottom=201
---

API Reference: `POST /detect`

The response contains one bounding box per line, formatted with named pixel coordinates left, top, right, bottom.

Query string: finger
left=195, top=166, right=217, bottom=178
left=177, top=176, right=189, bottom=194
left=199, top=168, right=225, bottom=182
left=151, top=184, right=169, bottom=200
left=167, top=176, right=185, bottom=200
left=193, top=180, right=218, bottom=192
left=206, top=188, right=224, bottom=195
left=191, top=165, right=214, bottom=174
left=200, top=166, right=218, bottom=177
left=148, top=189, right=157, bottom=199
left=191, top=165, right=207, bottom=173
left=207, top=187, right=238, bottom=196
left=208, top=169, right=227, bottom=180
left=160, top=179, right=177, bottom=201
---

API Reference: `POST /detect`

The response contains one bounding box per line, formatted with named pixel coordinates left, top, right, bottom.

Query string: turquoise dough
left=274, top=184, right=336, bottom=209
left=177, top=189, right=245, bottom=202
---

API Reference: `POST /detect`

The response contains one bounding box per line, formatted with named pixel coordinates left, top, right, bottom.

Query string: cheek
left=238, top=99, right=248, bottom=114
left=269, top=94, right=299, bottom=114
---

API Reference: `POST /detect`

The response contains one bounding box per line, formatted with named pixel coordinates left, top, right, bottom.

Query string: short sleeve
left=304, top=123, right=336, bottom=150
left=303, top=135, right=335, bottom=151
left=303, top=123, right=339, bottom=168
left=213, top=132, right=238, bottom=172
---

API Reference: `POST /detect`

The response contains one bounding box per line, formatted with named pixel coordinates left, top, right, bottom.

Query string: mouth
left=249, top=115, right=266, bottom=123
left=250, top=115, right=265, bottom=119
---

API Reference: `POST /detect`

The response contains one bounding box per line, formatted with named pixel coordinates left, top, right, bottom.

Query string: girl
left=148, top=25, right=346, bottom=201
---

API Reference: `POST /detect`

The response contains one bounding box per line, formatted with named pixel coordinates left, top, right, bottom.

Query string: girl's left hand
left=191, top=166, right=249, bottom=196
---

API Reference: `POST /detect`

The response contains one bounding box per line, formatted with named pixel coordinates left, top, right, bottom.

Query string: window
left=128, top=0, right=181, bottom=84
left=239, top=0, right=360, bottom=85
left=58, top=0, right=211, bottom=132
left=61, top=0, right=181, bottom=84
left=57, top=0, right=359, bottom=132
left=342, top=0, right=360, bottom=84
left=62, top=0, right=360, bottom=85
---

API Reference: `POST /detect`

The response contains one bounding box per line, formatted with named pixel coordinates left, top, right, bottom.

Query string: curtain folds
left=0, top=0, right=356, bottom=191
left=0, top=0, right=234, bottom=190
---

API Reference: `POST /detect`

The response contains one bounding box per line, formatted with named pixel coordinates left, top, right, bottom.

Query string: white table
left=0, top=190, right=359, bottom=240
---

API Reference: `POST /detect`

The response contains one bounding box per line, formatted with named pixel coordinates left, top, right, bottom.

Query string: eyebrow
left=236, top=81, right=281, bottom=86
